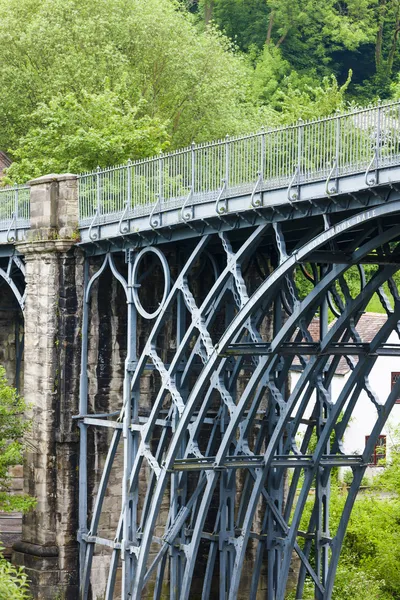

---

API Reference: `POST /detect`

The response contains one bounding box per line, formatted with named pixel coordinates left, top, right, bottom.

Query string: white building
left=289, top=313, right=400, bottom=478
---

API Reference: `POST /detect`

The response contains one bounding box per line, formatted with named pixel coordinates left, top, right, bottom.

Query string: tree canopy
left=0, top=0, right=256, bottom=180
left=2, top=0, right=400, bottom=180
left=194, top=0, right=400, bottom=97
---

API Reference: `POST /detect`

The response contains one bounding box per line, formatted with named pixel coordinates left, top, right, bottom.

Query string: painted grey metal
left=77, top=192, right=400, bottom=600
left=0, top=253, right=25, bottom=392
left=78, top=100, right=400, bottom=243
left=0, top=254, right=26, bottom=310
left=0, top=184, right=30, bottom=244
left=77, top=162, right=400, bottom=246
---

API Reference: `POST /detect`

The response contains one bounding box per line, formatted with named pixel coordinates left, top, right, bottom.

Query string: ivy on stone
left=0, top=366, right=35, bottom=513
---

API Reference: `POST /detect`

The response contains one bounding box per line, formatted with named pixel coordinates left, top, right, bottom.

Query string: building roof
left=0, top=151, right=11, bottom=178
left=290, top=312, right=389, bottom=376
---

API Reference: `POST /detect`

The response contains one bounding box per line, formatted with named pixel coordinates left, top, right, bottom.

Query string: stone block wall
left=13, top=244, right=82, bottom=600
left=11, top=174, right=82, bottom=600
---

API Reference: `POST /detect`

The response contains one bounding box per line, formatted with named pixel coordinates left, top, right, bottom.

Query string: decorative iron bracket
left=88, top=208, right=100, bottom=241
left=215, top=179, right=228, bottom=216
left=149, top=194, right=162, bottom=229
left=287, top=166, right=300, bottom=204
left=6, top=212, right=17, bottom=243
left=365, top=152, right=378, bottom=187
left=118, top=201, right=130, bottom=235
left=250, top=172, right=263, bottom=208
left=325, top=158, right=338, bottom=197
left=181, top=186, right=194, bottom=222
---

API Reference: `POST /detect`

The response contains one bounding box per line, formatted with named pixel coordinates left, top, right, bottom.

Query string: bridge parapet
left=77, top=99, right=400, bottom=244
left=0, top=184, right=30, bottom=244
left=27, top=173, right=78, bottom=241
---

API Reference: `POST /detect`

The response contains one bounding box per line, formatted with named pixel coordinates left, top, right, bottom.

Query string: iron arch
left=78, top=201, right=400, bottom=600
left=0, top=255, right=26, bottom=311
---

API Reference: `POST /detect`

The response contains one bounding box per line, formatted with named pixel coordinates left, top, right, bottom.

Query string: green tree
left=0, top=0, right=256, bottom=179
left=194, top=0, right=400, bottom=100
left=5, top=91, right=170, bottom=183
left=0, top=366, right=35, bottom=513
left=201, top=1, right=373, bottom=60
left=252, top=44, right=351, bottom=119
left=199, top=0, right=270, bottom=50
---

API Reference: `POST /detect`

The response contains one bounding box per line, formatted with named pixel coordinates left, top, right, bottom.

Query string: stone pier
left=12, top=175, right=82, bottom=600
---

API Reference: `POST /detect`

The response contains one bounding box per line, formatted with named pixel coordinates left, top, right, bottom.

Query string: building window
left=366, top=435, right=386, bottom=466
left=391, top=372, right=400, bottom=404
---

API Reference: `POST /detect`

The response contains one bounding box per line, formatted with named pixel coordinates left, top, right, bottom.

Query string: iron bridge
left=4, top=100, right=400, bottom=599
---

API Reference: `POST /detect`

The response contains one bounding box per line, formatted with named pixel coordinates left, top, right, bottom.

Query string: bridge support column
left=12, top=174, right=82, bottom=600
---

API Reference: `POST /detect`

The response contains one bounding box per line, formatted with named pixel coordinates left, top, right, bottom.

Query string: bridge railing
left=0, top=184, right=30, bottom=233
left=77, top=99, right=400, bottom=226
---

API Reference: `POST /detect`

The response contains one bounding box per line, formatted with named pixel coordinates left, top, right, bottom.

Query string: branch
left=275, top=28, right=289, bottom=48
left=388, top=9, right=400, bottom=71
left=266, top=11, right=275, bottom=45
left=375, top=0, right=387, bottom=69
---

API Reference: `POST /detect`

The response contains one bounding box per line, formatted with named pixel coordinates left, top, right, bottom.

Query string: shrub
left=0, top=366, right=35, bottom=512
left=0, top=546, right=31, bottom=600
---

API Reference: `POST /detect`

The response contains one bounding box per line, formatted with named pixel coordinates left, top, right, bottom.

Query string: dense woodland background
left=2, top=0, right=400, bottom=181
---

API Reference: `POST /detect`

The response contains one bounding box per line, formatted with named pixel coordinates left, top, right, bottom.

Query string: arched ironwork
left=0, top=254, right=26, bottom=311
left=78, top=201, right=400, bottom=599
left=0, top=254, right=25, bottom=391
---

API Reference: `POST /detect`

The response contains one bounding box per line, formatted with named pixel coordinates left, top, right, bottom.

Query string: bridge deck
left=3, top=100, right=400, bottom=247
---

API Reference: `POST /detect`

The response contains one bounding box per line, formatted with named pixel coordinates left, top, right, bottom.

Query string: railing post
left=288, top=120, right=303, bottom=202
left=181, top=143, right=196, bottom=222
left=158, top=151, right=163, bottom=202
left=191, top=141, right=196, bottom=193
left=89, top=166, right=101, bottom=240
left=96, top=165, right=101, bottom=215
left=375, top=99, right=382, bottom=182
left=14, top=183, right=19, bottom=221
left=260, top=127, right=266, bottom=184
left=297, top=118, right=304, bottom=185
left=326, top=112, right=341, bottom=197
left=365, top=100, right=381, bottom=186
left=118, top=159, right=132, bottom=234
left=6, top=183, right=19, bottom=242
left=335, top=111, right=341, bottom=171
left=127, top=158, right=132, bottom=210
left=225, top=134, right=230, bottom=188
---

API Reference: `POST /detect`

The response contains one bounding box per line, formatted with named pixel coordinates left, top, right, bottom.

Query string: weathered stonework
left=12, top=174, right=82, bottom=600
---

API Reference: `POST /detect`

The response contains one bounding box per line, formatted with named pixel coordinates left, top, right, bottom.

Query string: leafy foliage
left=0, top=367, right=35, bottom=513
left=194, top=0, right=400, bottom=101
left=2, top=0, right=400, bottom=181
left=0, top=0, right=255, bottom=180
left=5, top=91, right=169, bottom=183
left=286, top=557, right=391, bottom=599
left=0, top=547, right=31, bottom=600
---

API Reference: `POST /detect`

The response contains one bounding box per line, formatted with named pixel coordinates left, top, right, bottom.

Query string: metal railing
left=76, top=99, right=400, bottom=227
left=0, top=184, right=30, bottom=234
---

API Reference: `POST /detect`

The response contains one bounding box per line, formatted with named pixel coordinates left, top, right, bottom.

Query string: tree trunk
left=266, top=10, right=275, bottom=45
left=387, top=6, right=400, bottom=73
left=204, top=0, right=214, bottom=25
left=375, top=0, right=387, bottom=70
